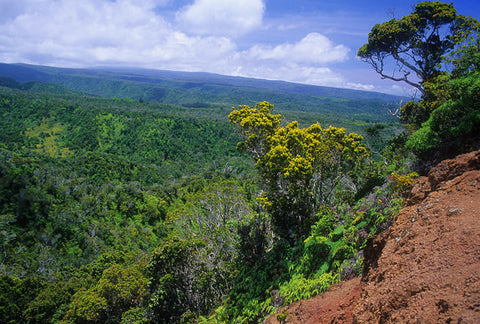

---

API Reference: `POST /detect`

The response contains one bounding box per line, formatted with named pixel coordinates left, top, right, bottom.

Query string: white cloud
left=229, top=61, right=346, bottom=88
left=147, top=33, right=236, bottom=69
left=246, top=33, right=350, bottom=64
left=384, top=84, right=417, bottom=97
left=0, top=0, right=385, bottom=94
left=176, top=0, right=265, bottom=37
left=346, top=82, right=375, bottom=91
left=0, top=0, right=240, bottom=68
left=0, top=0, right=171, bottom=64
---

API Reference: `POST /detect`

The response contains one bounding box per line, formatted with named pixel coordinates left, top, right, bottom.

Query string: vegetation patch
left=24, top=118, right=74, bottom=158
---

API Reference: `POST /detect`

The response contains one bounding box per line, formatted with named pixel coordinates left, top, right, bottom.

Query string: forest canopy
left=0, top=1, right=479, bottom=323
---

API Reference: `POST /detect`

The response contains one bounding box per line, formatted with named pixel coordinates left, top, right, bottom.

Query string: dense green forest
left=0, top=63, right=400, bottom=125
left=0, top=85, right=405, bottom=323
left=0, top=86, right=259, bottom=323
left=1, top=1, right=479, bottom=323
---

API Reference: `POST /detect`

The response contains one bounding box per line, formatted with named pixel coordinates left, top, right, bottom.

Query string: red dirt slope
left=265, top=150, right=480, bottom=323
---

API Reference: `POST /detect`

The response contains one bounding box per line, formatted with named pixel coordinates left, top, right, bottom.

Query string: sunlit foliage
left=230, top=101, right=369, bottom=240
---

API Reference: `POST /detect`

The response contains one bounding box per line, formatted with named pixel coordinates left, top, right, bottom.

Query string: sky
left=0, top=0, right=479, bottom=95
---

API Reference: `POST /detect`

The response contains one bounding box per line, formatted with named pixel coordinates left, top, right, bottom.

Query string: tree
left=401, top=32, right=480, bottom=161
left=405, top=70, right=480, bottom=159
left=228, top=101, right=281, bottom=160
left=148, top=236, right=205, bottom=323
left=167, top=180, right=255, bottom=315
left=229, top=102, right=368, bottom=241
left=358, top=1, right=478, bottom=95
left=0, top=276, right=43, bottom=324
left=65, top=263, right=149, bottom=323
left=450, top=35, right=480, bottom=77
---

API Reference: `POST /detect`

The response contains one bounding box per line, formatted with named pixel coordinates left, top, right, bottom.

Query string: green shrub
left=278, top=273, right=339, bottom=305
left=406, top=71, right=480, bottom=158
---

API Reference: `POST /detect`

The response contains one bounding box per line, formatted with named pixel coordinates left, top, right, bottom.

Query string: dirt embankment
left=265, top=150, right=480, bottom=324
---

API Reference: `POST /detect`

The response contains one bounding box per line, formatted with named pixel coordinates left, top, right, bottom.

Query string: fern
left=278, top=273, right=339, bottom=305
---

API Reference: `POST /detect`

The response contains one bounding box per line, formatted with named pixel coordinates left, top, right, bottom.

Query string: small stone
left=447, top=208, right=462, bottom=216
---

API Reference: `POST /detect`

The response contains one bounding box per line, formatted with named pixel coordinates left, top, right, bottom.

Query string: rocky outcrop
left=265, top=150, right=480, bottom=323
left=408, top=150, right=480, bottom=205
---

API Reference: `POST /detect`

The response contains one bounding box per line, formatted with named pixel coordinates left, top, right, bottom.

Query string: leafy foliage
left=0, top=66, right=410, bottom=323
left=205, top=101, right=413, bottom=323
left=358, top=1, right=479, bottom=94
left=148, top=236, right=207, bottom=323
left=0, top=276, right=43, bottom=323
left=230, top=102, right=369, bottom=240
left=65, top=263, right=149, bottom=323
left=361, top=1, right=480, bottom=165
left=0, top=85, right=258, bottom=323
left=214, top=169, right=407, bottom=323
left=390, top=172, right=419, bottom=197
left=406, top=71, right=480, bottom=158
left=147, top=180, right=255, bottom=322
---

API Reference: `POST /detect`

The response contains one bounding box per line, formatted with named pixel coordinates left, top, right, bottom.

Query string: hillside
left=0, top=63, right=401, bottom=120
left=1, top=63, right=477, bottom=322
left=2, top=2, right=478, bottom=322
left=265, top=150, right=480, bottom=323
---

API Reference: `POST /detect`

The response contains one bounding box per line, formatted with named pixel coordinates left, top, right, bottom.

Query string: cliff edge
left=265, top=150, right=480, bottom=323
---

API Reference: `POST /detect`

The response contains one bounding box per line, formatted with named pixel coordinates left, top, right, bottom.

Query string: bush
left=390, top=172, right=419, bottom=197
left=278, top=273, right=339, bottom=305
left=406, top=71, right=480, bottom=159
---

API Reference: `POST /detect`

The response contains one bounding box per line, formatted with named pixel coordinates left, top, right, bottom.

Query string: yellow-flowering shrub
left=230, top=101, right=369, bottom=240
left=390, top=172, right=419, bottom=197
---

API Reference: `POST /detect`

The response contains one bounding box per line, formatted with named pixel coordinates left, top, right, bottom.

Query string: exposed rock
left=408, top=150, right=480, bottom=205
left=265, top=150, right=480, bottom=323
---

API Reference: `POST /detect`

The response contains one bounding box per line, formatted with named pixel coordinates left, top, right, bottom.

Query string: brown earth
left=265, top=150, right=480, bottom=324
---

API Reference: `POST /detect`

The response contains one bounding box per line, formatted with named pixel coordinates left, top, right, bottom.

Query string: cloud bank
left=0, top=0, right=386, bottom=92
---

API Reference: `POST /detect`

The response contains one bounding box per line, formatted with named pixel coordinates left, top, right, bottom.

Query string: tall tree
left=229, top=102, right=368, bottom=241
left=358, top=1, right=478, bottom=95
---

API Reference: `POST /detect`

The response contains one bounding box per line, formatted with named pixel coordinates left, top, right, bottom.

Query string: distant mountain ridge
left=0, top=62, right=402, bottom=119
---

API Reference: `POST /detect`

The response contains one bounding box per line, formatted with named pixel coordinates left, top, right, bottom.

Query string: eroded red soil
left=265, top=150, right=480, bottom=323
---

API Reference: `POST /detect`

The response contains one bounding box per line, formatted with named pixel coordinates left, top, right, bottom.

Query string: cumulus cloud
left=0, top=0, right=239, bottom=68
left=246, top=33, right=349, bottom=64
left=176, top=0, right=265, bottom=37
left=148, top=33, right=236, bottom=70
left=0, top=0, right=389, bottom=93
left=1, top=0, right=167, bottom=64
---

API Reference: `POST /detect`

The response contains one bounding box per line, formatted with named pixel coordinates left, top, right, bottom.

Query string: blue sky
left=0, top=0, right=478, bottom=95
